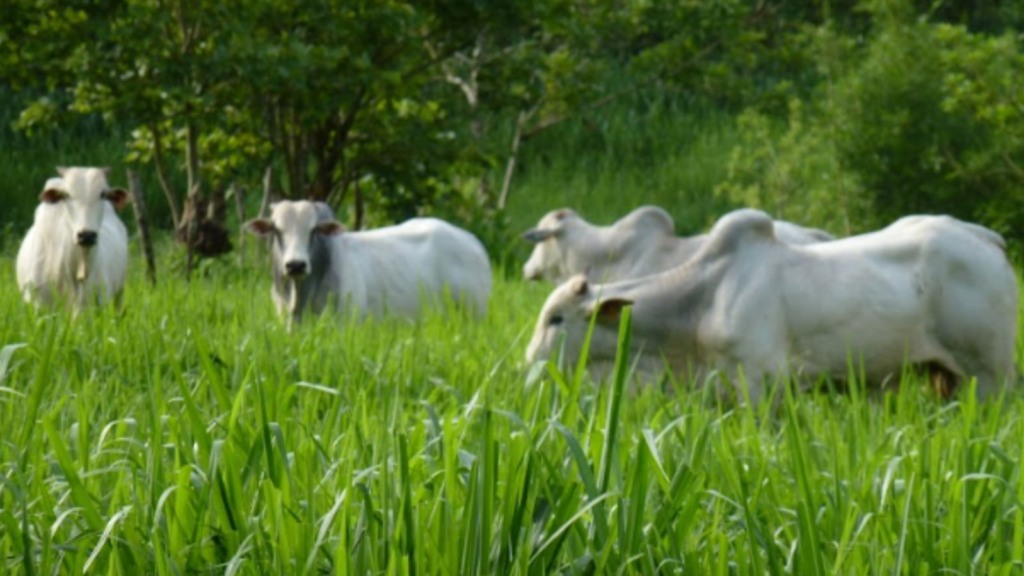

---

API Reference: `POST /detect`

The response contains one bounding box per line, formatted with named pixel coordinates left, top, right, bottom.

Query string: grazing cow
left=526, top=209, right=1017, bottom=404
left=522, top=205, right=833, bottom=284
left=16, top=167, right=129, bottom=311
left=246, top=200, right=492, bottom=327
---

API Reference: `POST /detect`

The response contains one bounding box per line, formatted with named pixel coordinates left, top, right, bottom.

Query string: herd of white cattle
left=15, top=166, right=1020, bottom=403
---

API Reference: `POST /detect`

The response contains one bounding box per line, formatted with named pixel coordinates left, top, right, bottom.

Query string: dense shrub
left=717, top=12, right=1024, bottom=244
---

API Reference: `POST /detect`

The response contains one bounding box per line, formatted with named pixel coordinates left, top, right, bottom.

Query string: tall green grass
left=504, top=97, right=739, bottom=238
left=2, top=244, right=1024, bottom=574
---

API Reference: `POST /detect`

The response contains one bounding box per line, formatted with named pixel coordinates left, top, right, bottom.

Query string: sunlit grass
left=2, top=245, right=1024, bottom=574
left=504, top=97, right=739, bottom=240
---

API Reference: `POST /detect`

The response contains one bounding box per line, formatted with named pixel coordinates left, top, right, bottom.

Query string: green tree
left=717, top=3, right=1024, bottom=242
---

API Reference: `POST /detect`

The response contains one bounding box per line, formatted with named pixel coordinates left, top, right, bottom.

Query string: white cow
left=522, top=205, right=834, bottom=284
left=16, top=167, right=129, bottom=311
left=526, top=209, right=1017, bottom=404
left=246, top=200, right=491, bottom=327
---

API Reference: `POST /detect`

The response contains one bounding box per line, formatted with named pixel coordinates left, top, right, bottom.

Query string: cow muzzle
left=77, top=230, right=98, bottom=247
left=284, top=260, right=308, bottom=277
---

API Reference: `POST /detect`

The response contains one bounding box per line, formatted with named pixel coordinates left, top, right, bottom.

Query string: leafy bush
left=717, top=9, right=1024, bottom=244
left=715, top=99, right=870, bottom=236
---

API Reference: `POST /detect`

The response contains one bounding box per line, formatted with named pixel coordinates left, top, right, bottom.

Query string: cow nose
left=285, top=260, right=308, bottom=277
left=77, top=230, right=98, bottom=247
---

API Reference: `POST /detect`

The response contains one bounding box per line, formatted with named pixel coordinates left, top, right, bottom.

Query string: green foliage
left=503, top=94, right=738, bottom=258
left=935, top=24, right=1024, bottom=233
left=2, top=0, right=1024, bottom=252
left=717, top=6, right=1024, bottom=241
left=0, top=0, right=828, bottom=232
left=715, top=100, right=869, bottom=236
left=827, top=19, right=986, bottom=223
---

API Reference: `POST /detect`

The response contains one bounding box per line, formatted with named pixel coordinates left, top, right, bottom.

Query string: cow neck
left=332, top=232, right=360, bottom=293
left=565, top=222, right=625, bottom=279
left=664, top=233, right=707, bottom=264
left=627, top=252, right=727, bottom=325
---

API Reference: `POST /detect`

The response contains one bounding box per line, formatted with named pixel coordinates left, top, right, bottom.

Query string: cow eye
left=549, top=314, right=564, bottom=326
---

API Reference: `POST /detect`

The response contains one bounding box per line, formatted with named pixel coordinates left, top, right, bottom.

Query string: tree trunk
left=259, top=165, right=274, bottom=217
left=127, top=170, right=157, bottom=286
left=150, top=124, right=181, bottom=228
left=232, top=182, right=245, bottom=267
left=209, top=182, right=227, bottom=223
left=354, top=179, right=365, bottom=231
left=499, top=110, right=529, bottom=210
left=184, top=120, right=201, bottom=280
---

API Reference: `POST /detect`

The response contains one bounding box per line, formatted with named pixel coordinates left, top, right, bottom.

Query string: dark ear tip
left=523, top=228, right=555, bottom=243
left=317, top=220, right=345, bottom=235
left=100, top=188, right=129, bottom=208
left=244, top=219, right=274, bottom=235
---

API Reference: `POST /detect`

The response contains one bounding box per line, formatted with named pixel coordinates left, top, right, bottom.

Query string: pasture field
left=2, top=241, right=1024, bottom=575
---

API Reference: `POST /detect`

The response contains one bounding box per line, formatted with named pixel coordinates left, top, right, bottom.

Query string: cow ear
left=590, top=297, right=633, bottom=326
left=315, top=220, right=345, bottom=236
left=103, top=188, right=129, bottom=209
left=522, top=227, right=556, bottom=243
left=40, top=187, right=67, bottom=204
left=245, top=218, right=275, bottom=237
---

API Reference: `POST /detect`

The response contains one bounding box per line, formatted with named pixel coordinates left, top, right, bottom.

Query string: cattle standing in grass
left=526, top=209, right=1017, bottom=405
left=246, top=200, right=492, bottom=327
left=522, top=205, right=833, bottom=284
left=16, top=167, right=129, bottom=311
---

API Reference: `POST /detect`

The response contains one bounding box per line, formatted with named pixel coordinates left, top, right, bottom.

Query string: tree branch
left=149, top=123, right=181, bottom=228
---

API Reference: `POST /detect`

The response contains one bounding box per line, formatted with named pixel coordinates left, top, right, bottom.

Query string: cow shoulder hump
left=705, top=209, right=775, bottom=255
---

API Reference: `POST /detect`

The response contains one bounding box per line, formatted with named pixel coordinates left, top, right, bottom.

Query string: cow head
left=522, top=208, right=579, bottom=283
left=525, top=274, right=633, bottom=367
left=245, top=200, right=344, bottom=279
left=46, top=167, right=128, bottom=248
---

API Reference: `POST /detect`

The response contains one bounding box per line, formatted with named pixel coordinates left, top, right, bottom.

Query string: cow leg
left=926, top=362, right=958, bottom=400
left=716, top=364, right=767, bottom=407
left=965, top=367, right=1004, bottom=401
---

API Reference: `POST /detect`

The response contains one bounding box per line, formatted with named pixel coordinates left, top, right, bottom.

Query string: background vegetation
left=3, top=0, right=1024, bottom=573
left=2, top=0, right=1023, bottom=256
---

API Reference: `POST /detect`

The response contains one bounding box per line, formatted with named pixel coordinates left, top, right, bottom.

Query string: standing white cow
left=16, top=167, right=129, bottom=311
left=522, top=205, right=833, bottom=284
left=246, top=200, right=492, bottom=327
left=526, top=209, right=1017, bottom=404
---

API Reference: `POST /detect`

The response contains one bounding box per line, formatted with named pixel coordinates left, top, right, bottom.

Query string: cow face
left=245, top=200, right=343, bottom=279
left=47, top=167, right=127, bottom=247
left=522, top=208, right=578, bottom=282
left=526, top=274, right=633, bottom=367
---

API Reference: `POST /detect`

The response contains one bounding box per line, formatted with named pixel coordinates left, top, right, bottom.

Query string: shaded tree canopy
left=1, top=0, right=1022, bottom=248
